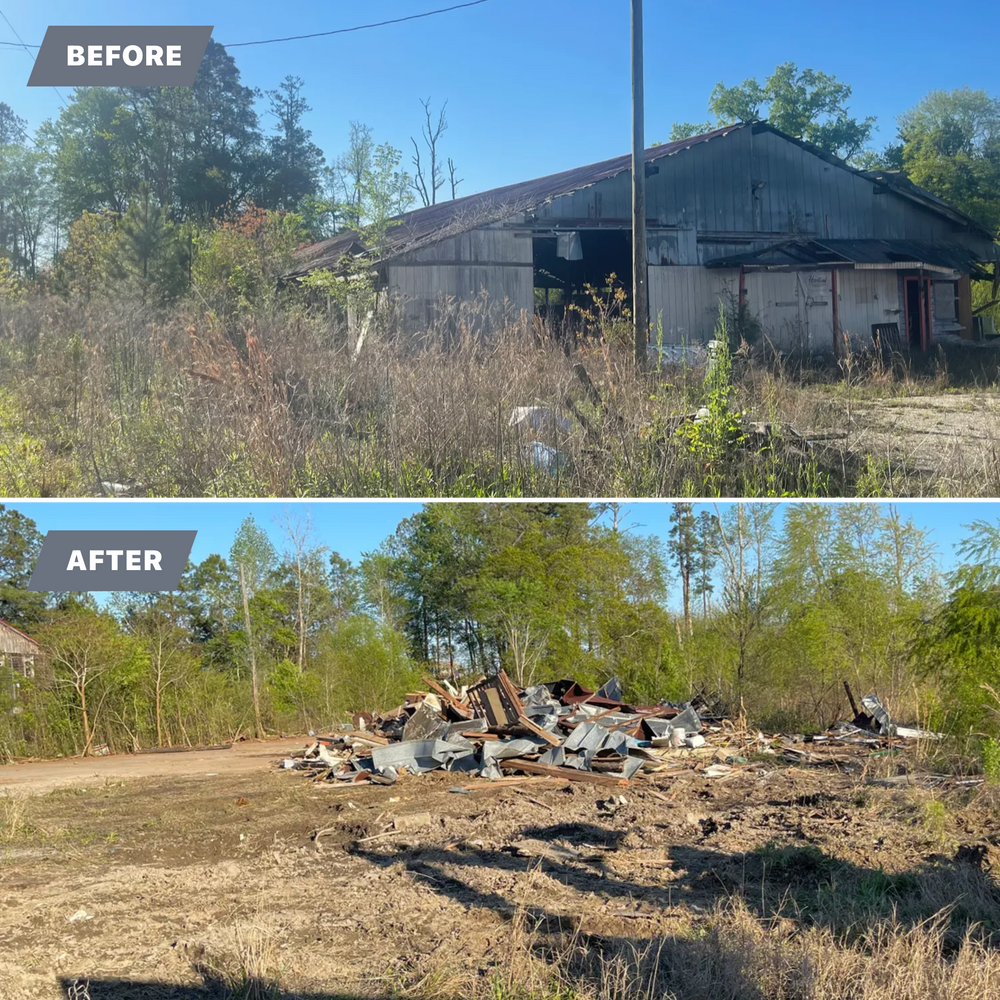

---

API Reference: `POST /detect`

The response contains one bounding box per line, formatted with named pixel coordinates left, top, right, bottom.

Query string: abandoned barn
left=0, top=619, right=41, bottom=702
left=292, top=122, right=998, bottom=354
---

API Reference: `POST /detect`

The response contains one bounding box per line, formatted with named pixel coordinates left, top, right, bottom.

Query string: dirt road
left=0, top=737, right=305, bottom=794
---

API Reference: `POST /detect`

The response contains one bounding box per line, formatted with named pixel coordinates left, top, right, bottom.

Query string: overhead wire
left=0, top=5, right=68, bottom=108
left=0, top=1, right=494, bottom=52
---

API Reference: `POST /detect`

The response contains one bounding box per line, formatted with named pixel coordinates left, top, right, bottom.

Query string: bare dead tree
left=447, top=157, right=464, bottom=200
left=411, top=98, right=449, bottom=206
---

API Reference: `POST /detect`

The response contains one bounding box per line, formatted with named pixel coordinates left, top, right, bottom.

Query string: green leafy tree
left=0, top=103, right=27, bottom=146
left=230, top=515, right=277, bottom=737
left=0, top=505, right=47, bottom=627
left=111, top=589, right=197, bottom=746
left=672, top=62, right=875, bottom=159
left=897, top=88, right=1000, bottom=235
left=38, top=608, right=145, bottom=755
left=59, top=208, right=123, bottom=298
left=917, top=520, right=1000, bottom=734
left=0, top=143, right=50, bottom=278
left=315, top=615, right=418, bottom=718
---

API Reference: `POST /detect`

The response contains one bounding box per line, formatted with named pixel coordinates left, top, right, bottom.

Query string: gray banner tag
left=29, top=531, right=197, bottom=592
left=28, top=26, right=213, bottom=87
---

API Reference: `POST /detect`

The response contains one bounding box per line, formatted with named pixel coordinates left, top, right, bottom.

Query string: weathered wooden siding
left=648, top=266, right=739, bottom=343
left=387, top=226, right=533, bottom=333
left=0, top=621, right=39, bottom=659
left=836, top=270, right=903, bottom=345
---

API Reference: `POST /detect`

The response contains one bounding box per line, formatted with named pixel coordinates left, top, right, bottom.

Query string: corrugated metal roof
left=289, top=122, right=996, bottom=277
left=707, top=238, right=993, bottom=275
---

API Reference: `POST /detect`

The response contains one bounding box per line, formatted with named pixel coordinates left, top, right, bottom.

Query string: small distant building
left=0, top=619, right=43, bottom=701
left=291, top=121, right=998, bottom=354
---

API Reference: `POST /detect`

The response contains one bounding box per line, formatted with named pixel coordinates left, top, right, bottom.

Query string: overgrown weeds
left=3, top=290, right=995, bottom=497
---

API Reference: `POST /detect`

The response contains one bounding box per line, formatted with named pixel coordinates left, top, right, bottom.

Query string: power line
left=223, top=0, right=493, bottom=47
left=0, top=6, right=68, bottom=108
left=0, top=1, right=494, bottom=52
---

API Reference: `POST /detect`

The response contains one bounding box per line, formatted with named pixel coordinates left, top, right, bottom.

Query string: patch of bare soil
left=844, top=391, right=1000, bottom=483
left=2, top=751, right=999, bottom=1000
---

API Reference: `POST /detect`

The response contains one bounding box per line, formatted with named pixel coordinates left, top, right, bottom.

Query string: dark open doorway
left=904, top=275, right=932, bottom=350
left=532, top=229, right=633, bottom=337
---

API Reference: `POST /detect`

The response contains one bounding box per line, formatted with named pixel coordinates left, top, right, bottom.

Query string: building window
left=933, top=281, right=959, bottom=321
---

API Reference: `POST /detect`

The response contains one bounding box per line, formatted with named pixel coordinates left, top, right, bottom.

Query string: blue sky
left=5, top=0, right=1000, bottom=195
left=7, top=500, right=999, bottom=583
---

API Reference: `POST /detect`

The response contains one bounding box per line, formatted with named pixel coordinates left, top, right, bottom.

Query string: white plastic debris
left=509, top=406, right=573, bottom=435
left=684, top=734, right=706, bottom=749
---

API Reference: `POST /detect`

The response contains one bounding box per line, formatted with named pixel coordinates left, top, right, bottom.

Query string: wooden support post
left=631, top=0, right=647, bottom=369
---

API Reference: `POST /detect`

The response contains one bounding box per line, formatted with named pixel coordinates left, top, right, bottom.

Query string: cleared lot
left=2, top=746, right=999, bottom=1000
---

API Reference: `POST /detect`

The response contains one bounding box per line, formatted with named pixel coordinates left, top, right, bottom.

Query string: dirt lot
left=847, top=391, right=1000, bottom=482
left=2, top=747, right=1000, bottom=1000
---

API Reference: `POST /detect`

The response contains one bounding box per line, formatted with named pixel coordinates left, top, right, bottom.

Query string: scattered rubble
left=279, top=674, right=945, bottom=789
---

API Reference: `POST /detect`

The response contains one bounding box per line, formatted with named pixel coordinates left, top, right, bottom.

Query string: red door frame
left=904, top=274, right=932, bottom=351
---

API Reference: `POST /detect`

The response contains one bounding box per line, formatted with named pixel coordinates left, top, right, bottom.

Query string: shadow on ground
left=350, top=819, right=1000, bottom=948
left=59, top=820, right=1000, bottom=1000
left=60, top=974, right=378, bottom=1000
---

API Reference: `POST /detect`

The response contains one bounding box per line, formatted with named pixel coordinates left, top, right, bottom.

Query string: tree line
left=0, top=39, right=459, bottom=308
left=2, top=502, right=1000, bottom=761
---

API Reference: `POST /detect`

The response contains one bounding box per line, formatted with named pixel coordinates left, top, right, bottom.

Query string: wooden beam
left=516, top=714, right=562, bottom=746
left=500, top=758, right=630, bottom=787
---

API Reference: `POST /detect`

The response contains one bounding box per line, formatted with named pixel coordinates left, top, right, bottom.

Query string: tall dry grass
left=2, top=290, right=999, bottom=497
left=0, top=790, right=28, bottom=843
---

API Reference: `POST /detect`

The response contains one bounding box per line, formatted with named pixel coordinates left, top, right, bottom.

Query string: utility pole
left=631, top=0, right=648, bottom=368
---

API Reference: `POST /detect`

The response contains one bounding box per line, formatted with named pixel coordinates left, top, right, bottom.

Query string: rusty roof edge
left=0, top=618, right=40, bottom=646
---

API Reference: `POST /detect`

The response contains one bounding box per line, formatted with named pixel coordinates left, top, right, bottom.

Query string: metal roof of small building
left=707, top=238, right=994, bottom=275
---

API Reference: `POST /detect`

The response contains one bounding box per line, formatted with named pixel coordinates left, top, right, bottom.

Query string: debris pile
left=280, top=671, right=704, bottom=787
left=279, top=675, right=946, bottom=788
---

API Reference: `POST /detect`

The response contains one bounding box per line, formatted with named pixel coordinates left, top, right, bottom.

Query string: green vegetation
left=4, top=501, right=1000, bottom=764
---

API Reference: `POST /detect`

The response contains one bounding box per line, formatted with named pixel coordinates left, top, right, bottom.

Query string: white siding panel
left=837, top=270, right=902, bottom=346
left=648, top=266, right=739, bottom=344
